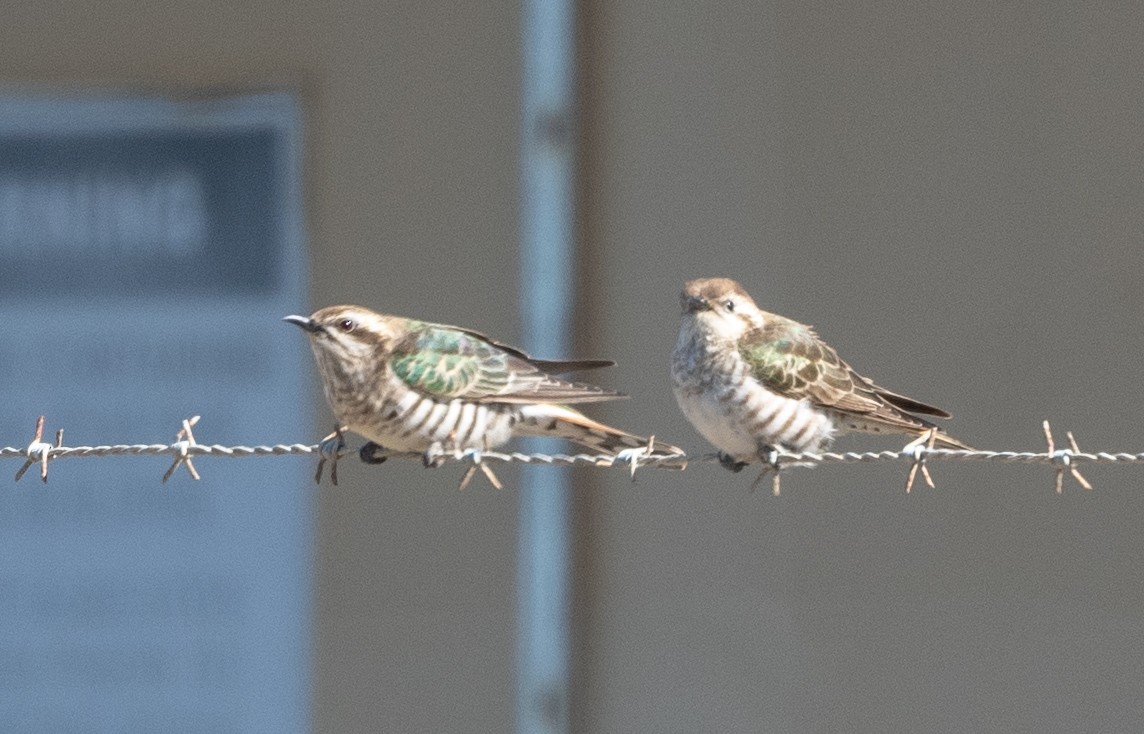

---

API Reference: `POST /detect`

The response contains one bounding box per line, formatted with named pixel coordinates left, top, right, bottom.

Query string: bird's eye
left=723, top=300, right=735, bottom=312
left=338, top=319, right=356, bottom=333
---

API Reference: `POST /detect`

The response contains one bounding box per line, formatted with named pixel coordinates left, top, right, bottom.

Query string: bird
left=670, top=277, right=969, bottom=471
left=285, top=305, right=680, bottom=475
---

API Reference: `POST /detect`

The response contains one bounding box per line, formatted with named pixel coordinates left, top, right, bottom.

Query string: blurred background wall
left=3, top=1, right=1144, bottom=731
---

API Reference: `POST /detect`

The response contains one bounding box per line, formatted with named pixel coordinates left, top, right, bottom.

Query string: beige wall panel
left=574, top=1, right=1144, bottom=731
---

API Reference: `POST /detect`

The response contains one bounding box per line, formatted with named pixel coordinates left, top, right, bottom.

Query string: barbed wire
left=1, top=415, right=1139, bottom=494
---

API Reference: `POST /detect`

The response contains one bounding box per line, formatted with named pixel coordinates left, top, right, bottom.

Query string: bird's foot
left=717, top=452, right=749, bottom=473
left=358, top=441, right=390, bottom=465
left=316, top=426, right=348, bottom=485
left=457, top=449, right=504, bottom=490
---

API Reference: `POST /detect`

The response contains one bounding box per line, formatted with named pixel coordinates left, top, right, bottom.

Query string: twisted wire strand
left=2, top=444, right=1143, bottom=466
left=1, top=416, right=1139, bottom=491
left=0, top=443, right=322, bottom=460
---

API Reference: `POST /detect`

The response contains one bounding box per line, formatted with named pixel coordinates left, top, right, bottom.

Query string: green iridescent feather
left=740, top=316, right=951, bottom=418
left=389, top=323, right=620, bottom=404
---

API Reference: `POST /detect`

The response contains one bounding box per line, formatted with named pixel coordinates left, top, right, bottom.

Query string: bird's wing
left=447, top=326, right=616, bottom=374
left=740, top=316, right=950, bottom=420
left=389, top=324, right=623, bottom=404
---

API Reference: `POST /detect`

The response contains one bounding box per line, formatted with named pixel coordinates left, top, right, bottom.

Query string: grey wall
left=5, top=1, right=1144, bottom=731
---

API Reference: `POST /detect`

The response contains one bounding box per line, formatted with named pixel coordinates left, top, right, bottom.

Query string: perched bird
left=670, top=277, right=969, bottom=470
left=286, top=305, right=679, bottom=467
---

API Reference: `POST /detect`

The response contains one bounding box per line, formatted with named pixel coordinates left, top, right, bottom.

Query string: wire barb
left=902, top=429, right=939, bottom=493
left=616, top=436, right=666, bottom=482
left=749, top=447, right=783, bottom=496
left=162, top=416, right=202, bottom=482
left=2, top=418, right=1142, bottom=492
left=1043, top=420, right=1094, bottom=494
left=14, top=416, right=61, bottom=483
left=315, top=427, right=347, bottom=486
left=457, top=450, right=504, bottom=490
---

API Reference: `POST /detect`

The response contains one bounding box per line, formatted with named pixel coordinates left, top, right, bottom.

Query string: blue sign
left=0, top=93, right=311, bottom=732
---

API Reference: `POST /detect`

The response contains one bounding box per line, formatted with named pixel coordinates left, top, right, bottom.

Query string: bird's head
left=284, top=305, right=402, bottom=367
left=679, top=277, right=762, bottom=340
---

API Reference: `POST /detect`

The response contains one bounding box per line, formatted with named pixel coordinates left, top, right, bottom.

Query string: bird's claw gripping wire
left=717, top=451, right=749, bottom=474
left=359, top=441, right=389, bottom=465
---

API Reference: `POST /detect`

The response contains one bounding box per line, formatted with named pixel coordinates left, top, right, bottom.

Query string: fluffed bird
left=670, top=277, right=969, bottom=470
left=286, top=305, right=680, bottom=468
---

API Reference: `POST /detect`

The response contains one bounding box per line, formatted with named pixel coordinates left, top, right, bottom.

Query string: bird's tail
left=903, top=419, right=973, bottom=450
left=926, top=430, right=973, bottom=451
left=842, top=411, right=974, bottom=451
left=516, top=404, right=683, bottom=456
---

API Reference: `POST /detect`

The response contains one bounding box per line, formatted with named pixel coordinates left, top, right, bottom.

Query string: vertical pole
left=517, top=0, right=576, bottom=731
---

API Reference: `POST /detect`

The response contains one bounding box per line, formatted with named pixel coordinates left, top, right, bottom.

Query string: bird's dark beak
left=283, top=314, right=322, bottom=334
left=682, top=294, right=708, bottom=314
